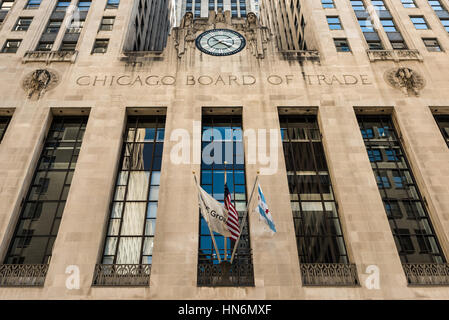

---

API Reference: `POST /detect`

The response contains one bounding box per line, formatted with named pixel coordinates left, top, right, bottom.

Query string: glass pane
left=120, top=202, right=146, bottom=235
left=126, top=171, right=149, bottom=200
left=116, top=237, right=141, bottom=264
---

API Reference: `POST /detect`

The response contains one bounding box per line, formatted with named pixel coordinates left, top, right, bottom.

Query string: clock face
left=196, top=29, right=246, bottom=56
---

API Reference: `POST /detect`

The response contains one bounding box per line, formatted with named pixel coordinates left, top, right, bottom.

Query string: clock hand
left=215, top=40, right=232, bottom=48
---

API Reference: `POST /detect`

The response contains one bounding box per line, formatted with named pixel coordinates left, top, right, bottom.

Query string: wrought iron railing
left=300, top=263, right=359, bottom=286
left=92, top=264, right=151, bottom=287
left=197, top=250, right=254, bottom=287
left=0, top=264, right=49, bottom=287
left=403, top=263, right=449, bottom=286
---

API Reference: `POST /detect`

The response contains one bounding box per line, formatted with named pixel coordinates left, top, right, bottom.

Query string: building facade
left=0, top=0, right=449, bottom=299
left=176, top=0, right=251, bottom=25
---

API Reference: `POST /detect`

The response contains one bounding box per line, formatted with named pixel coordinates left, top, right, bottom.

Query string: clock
left=196, top=29, right=246, bottom=56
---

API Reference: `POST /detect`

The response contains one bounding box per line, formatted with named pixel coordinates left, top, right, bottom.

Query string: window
left=67, top=19, right=84, bottom=33
left=401, top=0, right=417, bottom=8
left=357, top=115, right=446, bottom=264
left=326, top=16, right=343, bottom=30
left=434, top=115, right=449, bottom=147
left=2, top=39, right=21, bottom=53
left=77, top=0, right=91, bottom=11
left=55, top=1, right=70, bottom=12
left=411, top=16, right=429, bottom=29
left=25, top=0, right=41, bottom=9
left=327, top=16, right=342, bottom=30
left=45, top=20, right=62, bottom=33
left=280, top=115, right=351, bottom=265
left=13, top=17, right=33, bottom=31
left=359, top=18, right=374, bottom=32
left=428, top=0, right=444, bottom=11
left=367, top=40, right=384, bottom=50
left=371, top=0, right=387, bottom=10
left=106, top=0, right=119, bottom=9
left=368, top=149, right=382, bottom=162
left=92, top=39, right=109, bottom=53
left=198, top=113, right=254, bottom=287
left=4, top=117, right=88, bottom=265
left=322, top=0, right=335, bottom=8
left=99, top=16, right=115, bottom=31
left=0, top=116, right=11, bottom=143
left=60, top=41, right=77, bottom=51
left=0, top=0, right=13, bottom=10
left=350, top=0, right=365, bottom=11
left=440, top=19, right=449, bottom=32
left=391, top=40, right=408, bottom=50
left=36, top=41, right=53, bottom=51
left=423, top=38, right=442, bottom=51
left=99, top=116, right=165, bottom=267
left=381, top=19, right=397, bottom=32
left=334, top=38, right=351, bottom=52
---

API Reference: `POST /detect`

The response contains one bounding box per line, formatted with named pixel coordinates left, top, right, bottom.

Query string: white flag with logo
left=197, top=185, right=232, bottom=237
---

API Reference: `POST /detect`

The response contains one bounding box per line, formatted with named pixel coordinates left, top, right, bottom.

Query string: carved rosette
left=22, top=69, right=60, bottom=99
left=384, top=67, right=425, bottom=96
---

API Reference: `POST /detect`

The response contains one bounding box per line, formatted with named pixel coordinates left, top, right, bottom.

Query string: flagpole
left=230, top=171, right=259, bottom=264
left=193, top=171, right=222, bottom=263
left=223, top=161, right=228, bottom=261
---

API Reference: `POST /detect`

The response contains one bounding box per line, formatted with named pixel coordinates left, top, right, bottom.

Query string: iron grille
left=403, top=263, right=449, bottom=285
left=300, top=263, right=359, bottom=286
left=197, top=250, right=254, bottom=287
left=0, top=264, right=48, bottom=287
left=92, top=264, right=151, bottom=286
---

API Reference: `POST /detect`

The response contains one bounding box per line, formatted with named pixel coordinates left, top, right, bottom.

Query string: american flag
left=224, top=184, right=240, bottom=241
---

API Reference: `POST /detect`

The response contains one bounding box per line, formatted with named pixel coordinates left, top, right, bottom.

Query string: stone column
left=44, top=105, right=126, bottom=299
left=319, top=102, right=409, bottom=299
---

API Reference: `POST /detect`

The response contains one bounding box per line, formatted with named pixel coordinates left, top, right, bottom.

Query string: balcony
left=279, top=50, right=320, bottom=62
left=300, top=263, right=359, bottom=286
left=0, top=264, right=48, bottom=287
left=403, top=263, right=449, bottom=286
left=197, top=250, right=254, bottom=287
left=92, top=264, right=151, bottom=286
left=22, top=50, right=78, bottom=64
left=366, top=49, right=423, bottom=62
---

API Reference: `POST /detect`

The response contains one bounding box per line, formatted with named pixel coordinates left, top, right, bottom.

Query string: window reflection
left=358, top=115, right=445, bottom=264
left=280, top=115, right=350, bottom=264
left=199, top=115, right=251, bottom=264
left=4, top=117, right=88, bottom=264
left=100, top=116, right=165, bottom=266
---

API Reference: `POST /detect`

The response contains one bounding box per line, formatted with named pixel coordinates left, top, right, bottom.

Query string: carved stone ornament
left=384, top=67, right=425, bottom=96
left=242, top=12, right=269, bottom=59
left=174, top=10, right=269, bottom=59
left=22, top=69, right=59, bottom=99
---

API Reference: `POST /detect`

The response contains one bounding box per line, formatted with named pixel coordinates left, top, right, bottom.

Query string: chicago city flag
left=256, top=183, right=277, bottom=233
left=197, top=184, right=232, bottom=237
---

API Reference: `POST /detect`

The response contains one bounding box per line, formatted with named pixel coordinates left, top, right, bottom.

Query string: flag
left=256, top=183, right=276, bottom=233
left=197, top=184, right=232, bottom=238
left=224, top=184, right=241, bottom=241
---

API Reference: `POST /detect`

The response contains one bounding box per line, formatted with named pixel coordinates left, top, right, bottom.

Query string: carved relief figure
left=244, top=12, right=267, bottom=59
left=22, top=69, right=58, bottom=99
left=385, top=67, right=425, bottom=96
left=176, top=12, right=196, bottom=57
left=216, top=8, right=225, bottom=23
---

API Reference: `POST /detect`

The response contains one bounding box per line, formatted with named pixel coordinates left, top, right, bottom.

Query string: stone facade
left=0, top=0, right=449, bottom=299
